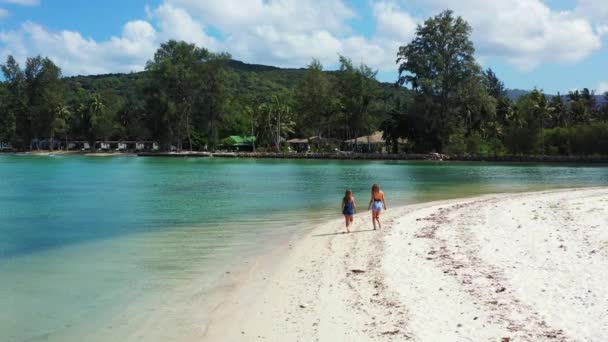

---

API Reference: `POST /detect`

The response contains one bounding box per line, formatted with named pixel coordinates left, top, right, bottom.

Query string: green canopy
left=222, top=136, right=256, bottom=146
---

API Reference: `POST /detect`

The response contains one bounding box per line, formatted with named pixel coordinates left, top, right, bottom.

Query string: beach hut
left=221, top=136, right=256, bottom=152
left=344, top=131, right=387, bottom=153
left=96, top=142, right=110, bottom=150
left=285, top=138, right=310, bottom=152
left=67, top=141, right=90, bottom=150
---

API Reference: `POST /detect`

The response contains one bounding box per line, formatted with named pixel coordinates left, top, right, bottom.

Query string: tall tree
left=146, top=41, right=211, bottom=150
left=337, top=56, right=380, bottom=142
left=567, top=88, right=596, bottom=124
left=145, top=40, right=230, bottom=151
left=52, top=104, right=72, bottom=149
left=295, top=59, right=332, bottom=145
left=483, top=68, right=506, bottom=99
left=396, top=10, right=479, bottom=151
left=0, top=84, right=16, bottom=145
left=23, top=56, right=64, bottom=149
left=1, top=56, right=27, bottom=147
left=195, top=52, right=232, bottom=150
left=257, top=95, right=295, bottom=150
left=549, top=92, right=567, bottom=127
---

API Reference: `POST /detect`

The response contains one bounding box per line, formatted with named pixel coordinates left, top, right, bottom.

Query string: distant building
left=221, top=136, right=256, bottom=152
left=285, top=138, right=310, bottom=152
left=344, top=131, right=406, bottom=153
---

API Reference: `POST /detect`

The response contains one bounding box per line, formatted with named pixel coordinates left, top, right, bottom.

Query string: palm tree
left=244, top=105, right=256, bottom=152
left=257, top=96, right=294, bottom=151
left=53, top=104, right=72, bottom=150
left=533, top=95, right=554, bottom=155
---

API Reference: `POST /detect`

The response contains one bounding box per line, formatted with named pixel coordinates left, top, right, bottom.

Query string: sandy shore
left=203, top=188, right=608, bottom=342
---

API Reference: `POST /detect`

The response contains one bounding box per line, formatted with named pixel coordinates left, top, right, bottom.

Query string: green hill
left=62, top=59, right=405, bottom=100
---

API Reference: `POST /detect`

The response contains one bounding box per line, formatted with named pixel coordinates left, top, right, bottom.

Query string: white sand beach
left=204, top=188, right=608, bottom=342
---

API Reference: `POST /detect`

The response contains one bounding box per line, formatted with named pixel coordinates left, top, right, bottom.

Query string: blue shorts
left=372, top=201, right=383, bottom=212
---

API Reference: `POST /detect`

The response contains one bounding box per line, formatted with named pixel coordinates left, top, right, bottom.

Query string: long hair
left=343, top=189, right=353, bottom=203
left=371, top=184, right=380, bottom=196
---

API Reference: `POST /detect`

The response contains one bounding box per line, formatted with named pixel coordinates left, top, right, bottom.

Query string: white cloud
left=0, top=8, right=8, bottom=17
left=0, top=20, right=158, bottom=75
left=0, top=0, right=391, bottom=75
left=160, top=0, right=416, bottom=71
left=407, top=0, right=603, bottom=70
left=161, top=0, right=370, bottom=69
left=576, top=0, right=608, bottom=21
left=168, top=0, right=355, bottom=35
left=598, top=81, right=608, bottom=94
left=151, top=4, right=218, bottom=50
left=0, top=0, right=606, bottom=77
left=373, top=1, right=417, bottom=42
left=0, top=0, right=39, bottom=5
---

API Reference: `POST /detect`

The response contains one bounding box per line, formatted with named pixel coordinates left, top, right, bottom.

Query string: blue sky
left=0, top=0, right=607, bottom=94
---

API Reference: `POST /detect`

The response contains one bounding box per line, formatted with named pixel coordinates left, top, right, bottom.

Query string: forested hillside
left=1, top=10, right=608, bottom=155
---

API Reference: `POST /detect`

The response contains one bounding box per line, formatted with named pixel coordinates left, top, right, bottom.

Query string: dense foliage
left=1, top=10, right=608, bottom=155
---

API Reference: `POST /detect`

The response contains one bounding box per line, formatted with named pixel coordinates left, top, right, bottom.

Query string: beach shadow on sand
left=312, top=229, right=376, bottom=237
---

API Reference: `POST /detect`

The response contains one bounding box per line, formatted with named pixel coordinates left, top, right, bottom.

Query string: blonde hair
left=371, top=184, right=380, bottom=195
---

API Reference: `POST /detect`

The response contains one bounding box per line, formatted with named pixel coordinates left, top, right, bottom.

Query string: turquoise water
left=1, top=156, right=607, bottom=341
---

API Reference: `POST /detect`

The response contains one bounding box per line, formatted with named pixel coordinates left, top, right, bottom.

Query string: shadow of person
left=312, top=229, right=376, bottom=237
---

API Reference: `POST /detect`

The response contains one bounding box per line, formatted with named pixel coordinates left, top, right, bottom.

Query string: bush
left=445, top=131, right=466, bottom=155
left=543, top=122, right=608, bottom=155
left=464, top=132, right=484, bottom=155
left=503, top=127, right=542, bottom=155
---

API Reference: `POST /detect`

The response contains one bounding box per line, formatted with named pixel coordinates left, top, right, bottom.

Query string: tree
left=73, top=92, right=108, bottom=149
left=243, top=105, right=256, bottom=152
left=549, top=93, right=567, bottom=128
left=257, top=95, right=295, bottom=150
left=567, top=88, right=596, bottom=124
left=23, top=56, right=64, bottom=149
left=117, top=95, right=149, bottom=140
left=397, top=10, right=479, bottom=152
left=195, top=52, right=232, bottom=150
left=1, top=56, right=27, bottom=147
left=295, top=59, right=332, bottom=147
left=380, top=95, right=414, bottom=153
left=601, top=92, right=608, bottom=120
left=0, top=84, right=16, bottom=144
left=505, top=89, right=553, bottom=155
left=146, top=41, right=210, bottom=150
left=336, top=56, right=381, bottom=142
left=484, top=68, right=506, bottom=99
left=52, top=104, right=72, bottom=149
left=145, top=40, right=230, bottom=151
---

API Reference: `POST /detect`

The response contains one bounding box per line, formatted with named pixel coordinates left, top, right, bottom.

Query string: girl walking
left=368, top=184, right=387, bottom=230
left=341, top=190, right=356, bottom=233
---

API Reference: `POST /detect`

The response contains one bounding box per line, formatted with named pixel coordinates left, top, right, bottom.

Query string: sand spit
left=204, top=188, right=608, bottom=342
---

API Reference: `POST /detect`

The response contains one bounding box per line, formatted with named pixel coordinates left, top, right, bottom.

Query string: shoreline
left=3, top=150, right=608, bottom=164
left=202, top=187, right=608, bottom=341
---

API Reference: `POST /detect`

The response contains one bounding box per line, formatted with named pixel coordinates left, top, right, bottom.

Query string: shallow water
left=1, top=156, right=607, bottom=341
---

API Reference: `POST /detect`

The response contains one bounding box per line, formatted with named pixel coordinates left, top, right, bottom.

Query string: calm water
left=1, top=155, right=607, bottom=341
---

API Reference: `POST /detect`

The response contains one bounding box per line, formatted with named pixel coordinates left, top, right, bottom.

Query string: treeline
left=1, top=10, right=608, bottom=155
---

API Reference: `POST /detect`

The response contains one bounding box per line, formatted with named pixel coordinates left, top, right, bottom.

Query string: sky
left=0, top=0, right=607, bottom=94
